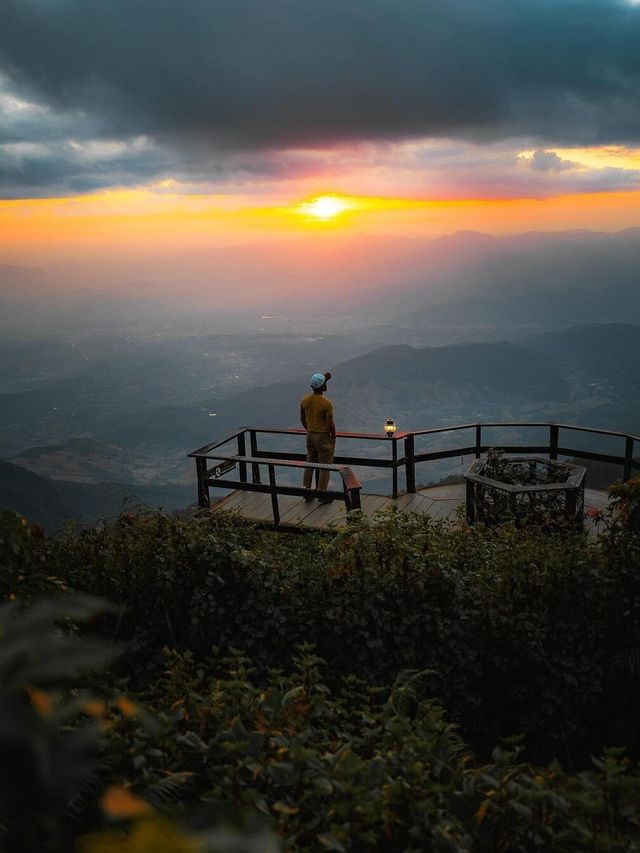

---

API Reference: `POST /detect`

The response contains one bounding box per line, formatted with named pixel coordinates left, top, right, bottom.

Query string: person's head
left=310, top=371, right=331, bottom=393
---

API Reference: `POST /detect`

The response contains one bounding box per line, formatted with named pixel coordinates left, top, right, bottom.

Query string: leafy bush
left=0, top=591, right=278, bottom=853
left=2, top=596, right=640, bottom=853
left=7, top=505, right=640, bottom=765
left=609, top=475, right=640, bottom=532
left=2, top=503, right=640, bottom=852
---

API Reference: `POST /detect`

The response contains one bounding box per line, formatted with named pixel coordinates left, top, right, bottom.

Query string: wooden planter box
left=464, top=456, right=586, bottom=527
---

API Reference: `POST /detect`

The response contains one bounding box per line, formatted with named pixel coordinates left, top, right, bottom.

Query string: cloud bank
left=2, top=0, right=640, bottom=197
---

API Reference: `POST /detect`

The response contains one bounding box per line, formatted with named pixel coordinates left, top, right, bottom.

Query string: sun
left=297, top=195, right=351, bottom=219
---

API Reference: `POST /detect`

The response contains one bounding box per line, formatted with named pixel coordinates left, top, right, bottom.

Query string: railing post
left=624, top=436, right=634, bottom=483
left=268, top=464, right=280, bottom=528
left=391, top=438, right=398, bottom=498
left=465, top=479, right=475, bottom=523
left=249, top=430, right=261, bottom=484
left=195, top=457, right=210, bottom=508
left=404, top=433, right=416, bottom=493
left=549, top=424, right=559, bottom=461
left=237, top=431, right=247, bottom=483
left=475, top=424, right=482, bottom=458
left=343, top=478, right=361, bottom=511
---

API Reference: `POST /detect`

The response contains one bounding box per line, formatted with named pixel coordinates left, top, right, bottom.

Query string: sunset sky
left=2, top=0, right=640, bottom=264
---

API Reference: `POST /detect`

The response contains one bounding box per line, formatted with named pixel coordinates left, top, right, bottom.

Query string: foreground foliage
left=1, top=505, right=640, bottom=850
left=1, top=591, right=639, bottom=852
left=10, top=504, right=640, bottom=763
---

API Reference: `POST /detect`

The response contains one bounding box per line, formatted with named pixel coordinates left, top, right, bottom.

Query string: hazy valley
left=2, top=229, right=639, bottom=528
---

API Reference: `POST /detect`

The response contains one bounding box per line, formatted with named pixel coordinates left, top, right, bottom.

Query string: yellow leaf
left=101, top=786, right=152, bottom=819
left=78, top=817, right=200, bottom=853
left=84, top=699, right=108, bottom=718
left=474, top=800, right=489, bottom=824
left=272, top=801, right=300, bottom=815
left=116, top=697, right=138, bottom=718
left=28, top=687, right=53, bottom=717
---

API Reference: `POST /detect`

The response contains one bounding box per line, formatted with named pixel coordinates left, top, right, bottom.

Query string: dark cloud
left=2, top=0, right=640, bottom=149
left=2, top=1, right=640, bottom=196
left=0, top=137, right=165, bottom=198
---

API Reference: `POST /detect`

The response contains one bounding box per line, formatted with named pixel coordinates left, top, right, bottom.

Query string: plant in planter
left=465, top=449, right=586, bottom=527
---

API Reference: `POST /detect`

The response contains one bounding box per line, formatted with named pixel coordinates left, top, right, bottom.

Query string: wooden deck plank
left=398, top=493, right=433, bottom=514
left=210, top=486, right=610, bottom=535
left=299, top=502, right=347, bottom=529
left=212, top=491, right=248, bottom=512
left=252, top=494, right=300, bottom=524
left=420, top=484, right=465, bottom=502
left=392, top=492, right=433, bottom=512
left=361, top=494, right=395, bottom=517
left=430, top=499, right=461, bottom=521
left=219, top=490, right=268, bottom=516
left=212, top=491, right=244, bottom=510
left=279, top=495, right=333, bottom=526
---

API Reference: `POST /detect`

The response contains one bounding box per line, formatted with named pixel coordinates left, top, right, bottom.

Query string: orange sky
left=2, top=186, right=640, bottom=265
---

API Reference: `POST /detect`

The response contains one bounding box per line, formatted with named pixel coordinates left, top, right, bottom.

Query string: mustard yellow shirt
left=300, top=393, right=334, bottom=433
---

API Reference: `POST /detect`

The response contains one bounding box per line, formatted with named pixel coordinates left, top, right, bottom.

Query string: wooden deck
left=211, top=484, right=611, bottom=534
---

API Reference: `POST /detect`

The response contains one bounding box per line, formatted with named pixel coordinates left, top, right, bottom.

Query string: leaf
left=314, top=776, right=334, bottom=795
left=272, top=801, right=300, bottom=815
left=28, top=686, right=53, bottom=717
left=101, top=785, right=153, bottom=819
left=143, top=773, right=194, bottom=808
left=282, top=685, right=305, bottom=706
left=116, top=697, right=138, bottom=718
left=79, top=817, right=198, bottom=853
left=511, top=801, right=532, bottom=818
left=317, top=832, right=347, bottom=851
left=474, top=800, right=489, bottom=824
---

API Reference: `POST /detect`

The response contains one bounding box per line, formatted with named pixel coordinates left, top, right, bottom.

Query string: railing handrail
left=192, top=450, right=361, bottom=480
left=241, top=426, right=397, bottom=441
left=190, top=422, right=640, bottom=450
left=405, top=422, right=640, bottom=442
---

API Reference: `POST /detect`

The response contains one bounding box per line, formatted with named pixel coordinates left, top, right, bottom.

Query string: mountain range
left=0, top=460, right=194, bottom=532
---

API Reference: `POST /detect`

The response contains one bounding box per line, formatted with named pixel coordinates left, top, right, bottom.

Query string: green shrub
left=4, top=598, right=640, bottom=853
left=6, top=506, right=637, bottom=766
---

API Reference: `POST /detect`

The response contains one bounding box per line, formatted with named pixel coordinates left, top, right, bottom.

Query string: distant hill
left=107, top=339, right=569, bottom=451
left=0, top=331, right=367, bottom=454
left=0, top=461, right=194, bottom=532
left=335, top=341, right=565, bottom=398
left=0, top=339, right=84, bottom=394
left=402, top=230, right=640, bottom=327
left=11, top=437, right=192, bottom=485
left=524, top=323, right=640, bottom=385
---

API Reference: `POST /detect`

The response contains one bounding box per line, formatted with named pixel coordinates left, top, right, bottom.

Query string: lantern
left=384, top=418, right=397, bottom=438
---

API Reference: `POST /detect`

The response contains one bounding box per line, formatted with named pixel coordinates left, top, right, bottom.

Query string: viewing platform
left=189, top=423, right=639, bottom=534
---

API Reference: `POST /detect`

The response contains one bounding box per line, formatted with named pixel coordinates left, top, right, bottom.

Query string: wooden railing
left=189, top=422, right=639, bottom=524
left=188, top=437, right=362, bottom=527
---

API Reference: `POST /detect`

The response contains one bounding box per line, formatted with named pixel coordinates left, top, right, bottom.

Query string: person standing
left=300, top=372, right=336, bottom=503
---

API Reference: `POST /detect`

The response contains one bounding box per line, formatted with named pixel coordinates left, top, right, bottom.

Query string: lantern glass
left=384, top=418, right=397, bottom=437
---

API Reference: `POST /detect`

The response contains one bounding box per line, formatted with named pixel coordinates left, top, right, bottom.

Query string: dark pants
left=303, top=432, right=335, bottom=491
